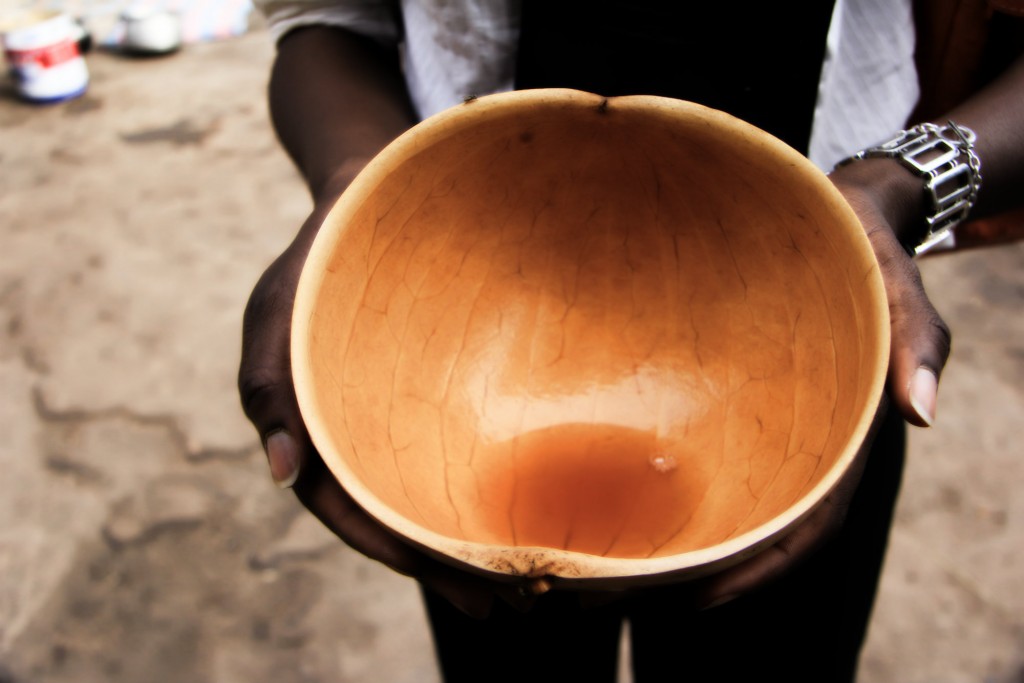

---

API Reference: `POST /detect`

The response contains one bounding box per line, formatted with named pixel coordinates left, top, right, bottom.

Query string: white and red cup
left=2, top=10, right=88, bottom=103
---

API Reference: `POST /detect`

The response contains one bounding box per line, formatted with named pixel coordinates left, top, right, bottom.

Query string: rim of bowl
left=291, top=88, right=891, bottom=585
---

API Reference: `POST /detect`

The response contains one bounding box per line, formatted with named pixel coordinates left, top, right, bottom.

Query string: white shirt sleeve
left=809, top=0, right=920, bottom=169
left=252, top=0, right=518, bottom=121
left=398, top=0, right=519, bottom=119
left=253, top=0, right=401, bottom=45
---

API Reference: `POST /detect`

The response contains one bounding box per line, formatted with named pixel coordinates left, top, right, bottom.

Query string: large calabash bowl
left=291, top=89, right=889, bottom=588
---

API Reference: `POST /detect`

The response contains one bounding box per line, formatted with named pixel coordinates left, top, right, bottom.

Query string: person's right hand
left=238, top=197, right=544, bottom=619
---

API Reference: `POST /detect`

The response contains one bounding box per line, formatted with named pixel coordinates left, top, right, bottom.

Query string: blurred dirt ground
left=0, top=30, right=1021, bottom=683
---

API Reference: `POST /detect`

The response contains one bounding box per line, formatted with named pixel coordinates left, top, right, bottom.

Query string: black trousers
left=423, top=408, right=906, bottom=683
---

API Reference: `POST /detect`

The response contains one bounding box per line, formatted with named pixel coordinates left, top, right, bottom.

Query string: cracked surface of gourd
left=298, top=92, right=884, bottom=576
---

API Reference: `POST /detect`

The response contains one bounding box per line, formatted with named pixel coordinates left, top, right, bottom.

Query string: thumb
left=238, top=247, right=314, bottom=487
left=871, top=221, right=952, bottom=427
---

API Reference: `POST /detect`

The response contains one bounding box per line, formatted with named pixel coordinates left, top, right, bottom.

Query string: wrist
left=292, top=158, right=374, bottom=253
left=831, top=122, right=983, bottom=255
left=310, top=155, right=372, bottom=207
left=828, top=157, right=929, bottom=248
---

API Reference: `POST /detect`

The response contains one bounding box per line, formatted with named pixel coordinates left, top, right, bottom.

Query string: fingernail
left=265, top=430, right=300, bottom=488
left=516, top=578, right=552, bottom=599
left=908, top=367, right=937, bottom=427
left=698, top=593, right=739, bottom=611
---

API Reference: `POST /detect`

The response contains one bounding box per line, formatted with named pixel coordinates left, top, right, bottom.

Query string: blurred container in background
left=1, top=9, right=89, bottom=103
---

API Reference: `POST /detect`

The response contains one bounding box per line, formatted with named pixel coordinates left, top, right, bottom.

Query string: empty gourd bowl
left=291, top=89, right=889, bottom=588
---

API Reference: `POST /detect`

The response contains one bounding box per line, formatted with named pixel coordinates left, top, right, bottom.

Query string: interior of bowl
left=292, top=89, right=889, bottom=581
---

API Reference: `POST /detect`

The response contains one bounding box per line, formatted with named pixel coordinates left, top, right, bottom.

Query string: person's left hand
left=690, top=166, right=952, bottom=609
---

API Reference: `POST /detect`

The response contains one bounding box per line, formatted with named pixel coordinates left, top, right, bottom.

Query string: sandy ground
left=0, top=30, right=1021, bottom=683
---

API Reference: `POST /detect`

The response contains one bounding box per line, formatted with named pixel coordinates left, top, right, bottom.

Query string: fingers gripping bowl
left=291, top=89, right=889, bottom=588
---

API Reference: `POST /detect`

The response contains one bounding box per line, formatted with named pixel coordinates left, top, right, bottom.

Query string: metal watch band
left=836, top=121, right=982, bottom=256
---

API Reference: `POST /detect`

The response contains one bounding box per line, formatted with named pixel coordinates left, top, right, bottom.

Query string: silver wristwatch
left=836, top=121, right=982, bottom=256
